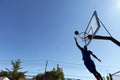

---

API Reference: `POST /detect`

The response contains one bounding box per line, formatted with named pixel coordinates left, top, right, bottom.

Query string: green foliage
left=36, top=64, right=64, bottom=80
left=0, top=70, right=9, bottom=77
left=0, top=59, right=27, bottom=80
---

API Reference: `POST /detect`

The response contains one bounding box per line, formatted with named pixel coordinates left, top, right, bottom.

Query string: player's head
left=84, top=45, right=87, bottom=50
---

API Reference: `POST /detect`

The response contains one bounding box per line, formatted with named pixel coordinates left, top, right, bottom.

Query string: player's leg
left=84, top=60, right=96, bottom=72
left=95, top=71, right=103, bottom=80
left=90, top=61, right=103, bottom=80
left=93, top=72, right=100, bottom=80
left=84, top=60, right=99, bottom=80
left=84, top=60, right=102, bottom=80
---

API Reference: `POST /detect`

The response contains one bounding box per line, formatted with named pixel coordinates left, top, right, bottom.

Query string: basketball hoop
left=74, top=31, right=91, bottom=45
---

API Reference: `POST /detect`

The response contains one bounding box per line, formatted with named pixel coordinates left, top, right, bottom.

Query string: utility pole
left=43, top=60, right=48, bottom=80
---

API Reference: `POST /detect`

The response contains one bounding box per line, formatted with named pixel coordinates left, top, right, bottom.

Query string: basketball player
left=74, top=37, right=103, bottom=80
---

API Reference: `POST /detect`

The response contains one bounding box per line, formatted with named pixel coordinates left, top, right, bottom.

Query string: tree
left=0, top=59, right=27, bottom=80
left=36, top=64, right=64, bottom=80
left=0, top=70, right=9, bottom=77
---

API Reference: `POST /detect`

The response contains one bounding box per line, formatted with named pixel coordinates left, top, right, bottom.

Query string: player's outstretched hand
left=98, top=59, right=101, bottom=62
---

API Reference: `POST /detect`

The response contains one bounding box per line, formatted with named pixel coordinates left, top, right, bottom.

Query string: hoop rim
left=77, top=32, right=88, bottom=38
left=76, top=31, right=94, bottom=46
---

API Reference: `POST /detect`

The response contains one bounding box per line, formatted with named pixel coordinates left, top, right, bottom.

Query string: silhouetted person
left=74, top=37, right=103, bottom=80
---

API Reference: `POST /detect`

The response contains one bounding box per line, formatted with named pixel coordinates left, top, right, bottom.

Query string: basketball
left=74, top=31, right=79, bottom=35
left=88, top=35, right=92, bottom=39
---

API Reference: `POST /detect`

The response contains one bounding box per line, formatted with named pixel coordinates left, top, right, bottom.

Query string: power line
left=0, top=59, right=120, bottom=69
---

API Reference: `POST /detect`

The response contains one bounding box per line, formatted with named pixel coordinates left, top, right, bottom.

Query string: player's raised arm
left=74, top=37, right=83, bottom=50
left=91, top=53, right=101, bottom=62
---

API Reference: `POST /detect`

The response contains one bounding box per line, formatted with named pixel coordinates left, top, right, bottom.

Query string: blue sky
left=0, top=0, right=120, bottom=80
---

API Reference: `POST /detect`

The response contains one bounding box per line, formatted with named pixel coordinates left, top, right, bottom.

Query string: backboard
left=84, top=11, right=101, bottom=46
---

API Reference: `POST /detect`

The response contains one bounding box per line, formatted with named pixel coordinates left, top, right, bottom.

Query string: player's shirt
left=80, top=48, right=92, bottom=61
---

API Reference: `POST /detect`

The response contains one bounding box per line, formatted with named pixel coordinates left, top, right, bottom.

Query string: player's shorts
left=84, top=60, right=96, bottom=73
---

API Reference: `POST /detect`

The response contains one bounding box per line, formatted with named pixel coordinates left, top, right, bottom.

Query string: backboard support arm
left=91, top=35, right=120, bottom=47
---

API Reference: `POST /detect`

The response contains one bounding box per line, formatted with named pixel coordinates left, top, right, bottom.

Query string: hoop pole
left=93, top=35, right=120, bottom=47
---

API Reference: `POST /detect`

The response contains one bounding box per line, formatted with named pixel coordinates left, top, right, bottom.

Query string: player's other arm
left=74, top=37, right=83, bottom=50
left=91, top=53, right=101, bottom=62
